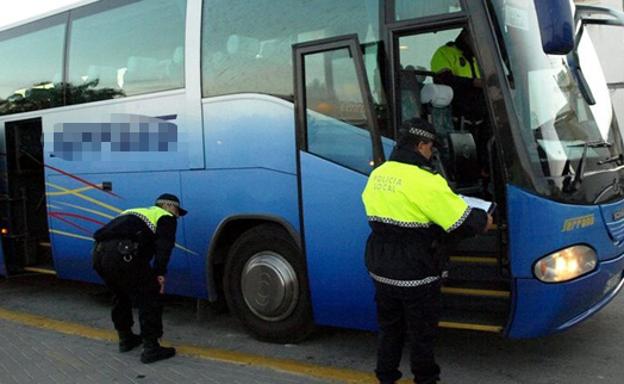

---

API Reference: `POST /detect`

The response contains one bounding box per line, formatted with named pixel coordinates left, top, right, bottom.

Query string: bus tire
left=224, top=224, right=314, bottom=343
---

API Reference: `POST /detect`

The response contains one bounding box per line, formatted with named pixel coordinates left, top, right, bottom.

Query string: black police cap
left=155, top=193, right=188, bottom=216
left=397, top=118, right=438, bottom=144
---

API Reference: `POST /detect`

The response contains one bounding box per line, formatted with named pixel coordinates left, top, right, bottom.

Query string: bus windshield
left=489, top=0, right=624, bottom=204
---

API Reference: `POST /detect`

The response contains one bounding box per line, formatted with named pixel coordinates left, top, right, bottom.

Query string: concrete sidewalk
left=0, top=318, right=332, bottom=384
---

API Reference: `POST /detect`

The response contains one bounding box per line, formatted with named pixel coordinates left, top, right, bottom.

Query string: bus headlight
left=534, top=245, right=597, bottom=283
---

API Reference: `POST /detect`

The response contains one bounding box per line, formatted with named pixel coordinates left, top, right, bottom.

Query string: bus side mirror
left=533, top=0, right=574, bottom=55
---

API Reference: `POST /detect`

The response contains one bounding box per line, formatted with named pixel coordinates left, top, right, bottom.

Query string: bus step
left=454, top=232, right=499, bottom=254
left=446, top=256, right=508, bottom=283
left=439, top=308, right=506, bottom=333
left=22, top=266, right=56, bottom=275
left=441, top=286, right=509, bottom=298
left=448, top=255, right=498, bottom=265
left=441, top=289, right=509, bottom=314
left=438, top=321, right=503, bottom=333
left=441, top=280, right=510, bottom=298
left=38, top=242, right=51, bottom=248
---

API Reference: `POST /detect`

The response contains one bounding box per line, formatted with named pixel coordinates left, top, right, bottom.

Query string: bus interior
left=0, top=118, right=53, bottom=275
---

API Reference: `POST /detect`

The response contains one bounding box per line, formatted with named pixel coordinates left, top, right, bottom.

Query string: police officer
left=431, top=28, right=491, bottom=188
left=92, top=193, right=187, bottom=364
left=362, top=118, right=492, bottom=384
left=431, top=29, right=485, bottom=118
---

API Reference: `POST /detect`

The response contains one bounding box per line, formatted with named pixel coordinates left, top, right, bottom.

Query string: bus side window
left=68, top=0, right=186, bottom=103
left=86, top=65, right=119, bottom=89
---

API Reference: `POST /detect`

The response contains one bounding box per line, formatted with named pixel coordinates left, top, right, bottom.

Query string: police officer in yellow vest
left=93, top=193, right=187, bottom=364
left=431, top=28, right=491, bottom=184
left=362, top=118, right=492, bottom=384
left=430, top=28, right=486, bottom=122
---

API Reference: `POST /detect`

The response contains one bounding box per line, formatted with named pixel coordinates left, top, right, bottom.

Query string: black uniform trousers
left=93, top=240, right=163, bottom=340
left=373, top=280, right=441, bottom=384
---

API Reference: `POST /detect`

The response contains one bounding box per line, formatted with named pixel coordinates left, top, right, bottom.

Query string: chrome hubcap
left=241, top=252, right=299, bottom=322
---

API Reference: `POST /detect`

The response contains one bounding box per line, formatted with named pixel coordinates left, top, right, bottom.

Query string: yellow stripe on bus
left=55, top=201, right=116, bottom=220
left=46, top=182, right=122, bottom=214
left=47, top=185, right=98, bottom=196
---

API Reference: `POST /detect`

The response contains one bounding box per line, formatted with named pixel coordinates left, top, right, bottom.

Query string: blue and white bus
left=1, top=0, right=624, bottom=342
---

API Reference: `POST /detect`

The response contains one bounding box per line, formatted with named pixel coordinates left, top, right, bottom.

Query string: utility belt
left=95, top=239, right=140, bottom=263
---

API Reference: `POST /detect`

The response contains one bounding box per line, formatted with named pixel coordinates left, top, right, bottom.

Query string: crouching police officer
left=92, top=193, right=187, bottom=364
left=362, top=118, right=493, bottom=384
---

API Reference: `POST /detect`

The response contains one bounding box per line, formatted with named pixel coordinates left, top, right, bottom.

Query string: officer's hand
left=157, top=275, right=165, bottom=294
left=485, top=214, right=495, bottom=232
left=473, top=78, right=483, bottom=88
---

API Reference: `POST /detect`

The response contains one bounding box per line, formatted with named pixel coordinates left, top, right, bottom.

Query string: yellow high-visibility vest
left=121, top=206, right=173, bottom=233
left=431, top=44, right=481, bottom=79
left=362, top=161, right=469, bottom=232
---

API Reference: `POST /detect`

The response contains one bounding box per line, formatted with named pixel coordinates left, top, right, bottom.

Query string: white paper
left=459, top=195, right=493, bottom=213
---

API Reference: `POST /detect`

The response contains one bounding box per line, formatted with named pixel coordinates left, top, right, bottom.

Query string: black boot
left=141, top=338, right=176, bottom=364
left=118, top=331, right=142, bottom=353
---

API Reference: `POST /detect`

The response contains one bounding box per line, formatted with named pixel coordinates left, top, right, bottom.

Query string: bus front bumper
left=507, top=251, right=624, bottom=338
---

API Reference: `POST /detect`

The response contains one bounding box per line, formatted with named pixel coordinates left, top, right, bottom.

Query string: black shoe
left=141, top=339, right=176, bottom=364
left=118, top=333, right=142, bottom=353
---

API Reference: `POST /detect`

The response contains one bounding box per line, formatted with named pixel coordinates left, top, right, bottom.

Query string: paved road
left=1, top=274, right=624, bottom=383
left=0, top=318, right=329, bottom=384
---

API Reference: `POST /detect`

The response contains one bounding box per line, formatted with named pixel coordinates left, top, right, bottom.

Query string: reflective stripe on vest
left=369, top=272, right=441, bottom=287
left=121, top=206, right=173, bottom=233
left=361, top=161, right=470, bottom=232
left=431, top=44, right=481, bottom=79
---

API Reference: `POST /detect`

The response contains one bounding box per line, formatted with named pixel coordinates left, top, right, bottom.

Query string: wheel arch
left=205, top=215, right=301, bottom=302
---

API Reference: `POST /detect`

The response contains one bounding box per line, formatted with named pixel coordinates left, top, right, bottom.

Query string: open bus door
left=0, top=118, right=53, bottom=276
left=293, top=35, right=385, bottom=329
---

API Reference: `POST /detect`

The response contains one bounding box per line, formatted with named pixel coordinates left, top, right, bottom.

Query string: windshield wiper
left=563, top=140, right=612, bottom=192
left=567, top=140, right=612, bottom=148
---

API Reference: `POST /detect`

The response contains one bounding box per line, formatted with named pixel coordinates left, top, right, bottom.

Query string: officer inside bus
left=362, top=118, right=493, bottom=384
left=430, top=28, right=491, bottom=185
left=92, top=193, right=187, bottom=364
left=430, top=28, right=485, bottom=122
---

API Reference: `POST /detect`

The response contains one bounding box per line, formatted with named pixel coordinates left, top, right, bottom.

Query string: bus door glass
left=293, top=35, right=383, bottom=329
left=391, top=26, right=489, bottom=197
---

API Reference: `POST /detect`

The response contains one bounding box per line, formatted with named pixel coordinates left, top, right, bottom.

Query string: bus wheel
left=224, top=224, right=314, bottom=343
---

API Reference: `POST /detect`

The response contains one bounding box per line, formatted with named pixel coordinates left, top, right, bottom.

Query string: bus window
left=393, top=0, right=462, bottom=22
left=201, top=0, right=379, bottom=100
left=67, top=0, right=186, bottom=103
left=0, top=15, right=66, bottom=116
